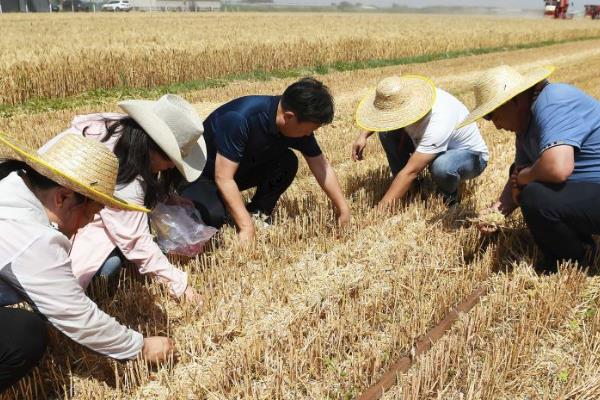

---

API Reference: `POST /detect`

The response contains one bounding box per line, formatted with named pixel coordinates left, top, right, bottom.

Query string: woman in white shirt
left=352, top=75, right=488, bottom=207
left=0, top=133, right=174, bottom=393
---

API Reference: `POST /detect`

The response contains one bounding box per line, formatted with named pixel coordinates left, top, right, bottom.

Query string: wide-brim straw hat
left=119, top=94, right=207, bottom=182
left=457, top=65, right=555, bottom=129
left=355, top=75, right=437, bottom=132
left=0, top=132, right=149, bottom=212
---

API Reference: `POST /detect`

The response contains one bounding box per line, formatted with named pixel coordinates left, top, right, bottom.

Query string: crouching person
left=55, top=95, right=206, bottom=303
left=463, top=65, right=600, bottom=272
left=0, top=133, right=174, bottom=393
left=181, top=77, right=351, bottom=243
left=352, top=75, right=488, bottom=207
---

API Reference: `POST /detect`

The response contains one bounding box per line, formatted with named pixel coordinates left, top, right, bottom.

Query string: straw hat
left=0, top=132, right=149, bottom=212
left=119, top=94, right=206, bottom=182
left=457, top=65, right=555, bottom=129
left=355, top=75, right=437, bottom=132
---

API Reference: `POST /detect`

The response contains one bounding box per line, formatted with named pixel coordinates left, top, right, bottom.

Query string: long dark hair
left=0, top=160, right=85, bottom=203
left=92, top=117, right=181, bottom=208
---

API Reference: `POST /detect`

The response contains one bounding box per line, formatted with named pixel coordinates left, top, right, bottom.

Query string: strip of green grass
left=2, top=34, right=600, bottom=118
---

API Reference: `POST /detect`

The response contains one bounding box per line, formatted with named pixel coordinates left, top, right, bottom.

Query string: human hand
left=142, top=336, right=175, bottom=363
left=351, top=133, right=369, bottom=161
left=182, top=285, right=204, bottom=307
left=516, top=166, right=532, bottom=188
left=337, top=209, right=351, bottom=229
left=476, top=206, right=504, bottom=236
left=376, top=196, right=395, bottom=213
left=238, top=226, right=255, bottom=245
left=511, top=186, right=521, bottom=206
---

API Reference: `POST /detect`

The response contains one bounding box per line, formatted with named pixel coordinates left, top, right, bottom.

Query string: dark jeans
left=378, top=129, right=414, bottom=176
left=181, top=149, right=299, bottom=228
left=0, top=308, right=48, bottom=393
left=520, top=180, right=600, bottom=270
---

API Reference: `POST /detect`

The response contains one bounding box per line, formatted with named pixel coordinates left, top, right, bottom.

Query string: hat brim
left=456, top=66, right=555, bottom=129
left=0, top=133, right=149, bottom=213
left=119, top=100, right=206, bottom=182
left=355, top=75, right=437, bottom=132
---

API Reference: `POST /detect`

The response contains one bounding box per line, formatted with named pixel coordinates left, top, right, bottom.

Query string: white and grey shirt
left=0, top=172, right=143, bottom=360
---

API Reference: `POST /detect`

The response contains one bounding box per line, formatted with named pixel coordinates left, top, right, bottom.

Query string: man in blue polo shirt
left=182, top=77, right=350, bottom=243
left=460, top=65, right=600, bottom=272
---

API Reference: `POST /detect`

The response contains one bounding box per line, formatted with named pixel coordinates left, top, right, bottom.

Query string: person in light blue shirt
left=459, top=65, right=600, bottom=272
left=515, top=83, right=600, bottom=181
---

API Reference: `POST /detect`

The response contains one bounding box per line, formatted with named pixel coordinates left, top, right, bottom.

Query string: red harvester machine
left=585, top=4, right=600, bottom=18
left=544, top=0, right=570, bottom=18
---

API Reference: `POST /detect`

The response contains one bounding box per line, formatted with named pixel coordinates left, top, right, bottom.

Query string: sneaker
left=251, top=211, right=272, bottom=229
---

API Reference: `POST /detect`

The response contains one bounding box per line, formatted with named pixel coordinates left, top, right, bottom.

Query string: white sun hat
left=355, top=75, right=437, bottom=132
left=0, top=132, right=149, bottom=212
left=457, top=65, right=555, bottom=129
left=118, top=94, right=207, bottom=182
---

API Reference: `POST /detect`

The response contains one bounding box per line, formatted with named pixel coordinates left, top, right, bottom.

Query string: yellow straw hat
left=456, top=65, right=555, bottom=129
left=0, top=132, right=149, bottom=212
left=355, top=75, right=437, bottom=132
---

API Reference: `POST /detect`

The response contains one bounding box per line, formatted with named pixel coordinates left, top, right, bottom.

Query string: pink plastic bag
left=150, top=202, right=217, bottom=257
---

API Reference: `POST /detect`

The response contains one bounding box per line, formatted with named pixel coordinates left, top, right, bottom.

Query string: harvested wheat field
left=2, top=12, right=600, bottom=400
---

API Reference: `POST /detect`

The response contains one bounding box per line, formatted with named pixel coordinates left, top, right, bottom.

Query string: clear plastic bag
left=150, top=201, right=218, bottom=257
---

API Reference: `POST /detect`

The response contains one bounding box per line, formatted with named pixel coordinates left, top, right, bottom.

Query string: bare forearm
left=308, top=155, right=349, bottom=216
left=494, top=179, right=518, bottom=215
left=216, top=178, right=252, bottom=230
left=381, top=170, right=416, bottom=204
left=316, top=164, right=349, bottom=215
left=520, top=162, right=569, bottom=185
left=518, top=146, right=574, bottom=185
left=362, top=130, right=375, bottom=139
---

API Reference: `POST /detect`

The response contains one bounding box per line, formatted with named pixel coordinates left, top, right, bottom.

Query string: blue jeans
left=378, top=130, right=487, bottom=196
left=429, top=150, right=488, bottom=195
left=93, top=248, right=124, bottom=284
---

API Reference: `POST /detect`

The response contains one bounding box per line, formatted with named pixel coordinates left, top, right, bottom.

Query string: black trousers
left=520, top=180, right=600, bottom=270
left=0, top=308, right=48, bottom=393
left=181, top=149, right=299, bottom=228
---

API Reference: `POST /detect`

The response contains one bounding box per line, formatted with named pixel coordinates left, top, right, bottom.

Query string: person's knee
left=181, top=179, right=226, bottom=228
left=98, top=255, right=122, bottom=279
left=3, top=312, right=48, bottom=376
left=430, top=156, right=457, bottom=190
left=429, top=157, right=450, bottom=180
left=520, top=182, right=547, bottom=215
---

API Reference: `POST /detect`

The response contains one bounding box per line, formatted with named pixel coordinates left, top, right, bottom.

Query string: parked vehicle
left=62, top=0, right=90, bottom=11
left=101, top=0, right=131, bottom=11
left=51, top=3, right=61, bottom=11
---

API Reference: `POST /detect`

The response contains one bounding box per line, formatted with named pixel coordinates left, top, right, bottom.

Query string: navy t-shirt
left=515, top=83, right=600, bottom=183
left=201, top=95, right=322, bottom=178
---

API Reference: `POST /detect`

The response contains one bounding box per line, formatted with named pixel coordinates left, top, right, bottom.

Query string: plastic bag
left=150, top=202, right=218, bottom=257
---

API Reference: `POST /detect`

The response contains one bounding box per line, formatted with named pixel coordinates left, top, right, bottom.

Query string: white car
left=101, top=0, right=131, bottom=11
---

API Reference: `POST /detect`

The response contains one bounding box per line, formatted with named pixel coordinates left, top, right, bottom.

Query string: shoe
left=251, top=211, right=272, bottom=229
left=442, top=191, right=459, bottom=207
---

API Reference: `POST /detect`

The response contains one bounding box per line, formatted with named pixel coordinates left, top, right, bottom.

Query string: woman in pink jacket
left=62, top=94, right=207, bottom=303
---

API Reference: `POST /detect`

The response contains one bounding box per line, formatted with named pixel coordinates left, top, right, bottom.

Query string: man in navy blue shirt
left=182, top=77, right=350, bottom=243
left=459, top=65, right=600, bottom=272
